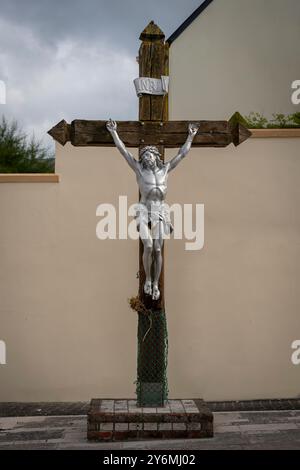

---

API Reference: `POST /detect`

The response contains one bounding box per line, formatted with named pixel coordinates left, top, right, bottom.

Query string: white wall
left=1, top=137, right=300, bottom=401
left=169, top=0, right=300, bottom=121
left=1, top=0, right=300, bottom=402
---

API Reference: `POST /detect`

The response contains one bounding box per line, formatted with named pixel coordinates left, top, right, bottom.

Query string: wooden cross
left=48, top=21, right=251, bottom=406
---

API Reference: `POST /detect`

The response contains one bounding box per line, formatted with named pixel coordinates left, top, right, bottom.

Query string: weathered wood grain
left=139, top=41, right=151, bottom=121
left=48, top=119, right=70, bottom=146
left=228, top=112, right=252, bottom=146
left=51, top=119, right=235, bottom=148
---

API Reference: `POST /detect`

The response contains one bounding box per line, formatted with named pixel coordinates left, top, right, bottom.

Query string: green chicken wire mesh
left=136, top=309, right=168, bottom=407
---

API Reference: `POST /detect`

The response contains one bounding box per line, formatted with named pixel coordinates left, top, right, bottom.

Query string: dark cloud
left=0, top=0, right=202, bottom=49
left=0, top=0, right=203, bottom=147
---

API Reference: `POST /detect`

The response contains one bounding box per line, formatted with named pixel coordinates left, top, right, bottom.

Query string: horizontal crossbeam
left=48, top=116, right=251, bottom=148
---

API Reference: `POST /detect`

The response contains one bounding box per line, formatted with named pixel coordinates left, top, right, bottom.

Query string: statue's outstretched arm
left=168, top=123, right=199, bottom=172
left=106, top=119, right=138, bottom=172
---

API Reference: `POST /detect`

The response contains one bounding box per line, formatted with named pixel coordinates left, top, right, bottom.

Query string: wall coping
left=0, top=174, right=60, bottom=183
left=250, top=128, right=300, bottom=138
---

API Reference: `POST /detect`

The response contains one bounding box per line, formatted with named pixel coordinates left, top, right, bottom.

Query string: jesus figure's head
left=140, top=146, right=164, bottom=170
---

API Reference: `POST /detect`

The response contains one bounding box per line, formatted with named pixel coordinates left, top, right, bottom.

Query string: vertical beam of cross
left=135, top=22, right=170, bottom=407
left=138, top=21, right=169, bottom=311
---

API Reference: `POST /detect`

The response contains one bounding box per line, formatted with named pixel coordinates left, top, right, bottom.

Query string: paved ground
left=0, top=410, right=300, bottom=449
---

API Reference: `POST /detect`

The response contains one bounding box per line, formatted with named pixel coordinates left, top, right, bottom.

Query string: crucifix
left=106, top=118, right=199, bottom=301
left=48, top=21, right=251, bottom=407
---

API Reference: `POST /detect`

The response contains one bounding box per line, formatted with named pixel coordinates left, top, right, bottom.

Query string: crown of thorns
left=140, top=146, right=161, bottom=159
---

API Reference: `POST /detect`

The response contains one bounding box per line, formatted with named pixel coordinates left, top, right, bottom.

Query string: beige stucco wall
left=1, top=0, right=300, bottom=402
left=1, top=136, right=300, bottom=401
left=169, top=0, right=300, bottom=120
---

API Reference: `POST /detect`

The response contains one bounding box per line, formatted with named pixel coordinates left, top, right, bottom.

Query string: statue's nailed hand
left=188, top=123, right=199, bottom=138
left=106, top=119, right=117, bottom=133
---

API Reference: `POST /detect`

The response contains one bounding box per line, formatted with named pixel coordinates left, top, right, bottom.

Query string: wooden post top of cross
left=48, top=22, right=251, bottom=149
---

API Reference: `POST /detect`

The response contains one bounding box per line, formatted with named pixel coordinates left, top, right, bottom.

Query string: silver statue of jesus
left=106, top=119, right=199, bottom=300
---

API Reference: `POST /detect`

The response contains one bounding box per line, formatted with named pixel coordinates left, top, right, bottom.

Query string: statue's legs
left=139, top=220, right=153, bottom=296
left=152, top=220, right=164, bottom=300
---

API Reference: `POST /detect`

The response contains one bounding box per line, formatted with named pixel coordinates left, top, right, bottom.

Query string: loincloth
left=134, top=202, right=174, bottom=236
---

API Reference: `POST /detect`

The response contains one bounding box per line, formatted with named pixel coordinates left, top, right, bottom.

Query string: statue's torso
left=136, top=163, right=169, bottom=207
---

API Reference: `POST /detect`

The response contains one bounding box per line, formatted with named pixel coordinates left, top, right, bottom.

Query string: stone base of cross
left=49, top=22, right=251, bottom=417
left=87, top=399, right=213, bottom=441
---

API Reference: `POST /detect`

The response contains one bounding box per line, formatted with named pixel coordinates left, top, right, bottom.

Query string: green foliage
left=0, top=116, right=54, bottom=173
left=243, top=112, right=268, bottom=129
left=292, top=112, right=300, bottom=126
left=243, top=112, right=300, bottom=129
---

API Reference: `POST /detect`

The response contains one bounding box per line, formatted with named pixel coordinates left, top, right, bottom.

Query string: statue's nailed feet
left=152, top=283, right=160, bottom=301
left=144, top=280, right=160, bottom=300
left=144, top=279, right=152, bottom=296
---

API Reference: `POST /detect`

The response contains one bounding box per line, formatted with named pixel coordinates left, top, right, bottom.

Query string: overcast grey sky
left=0, top=0, right=204, bottom=147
